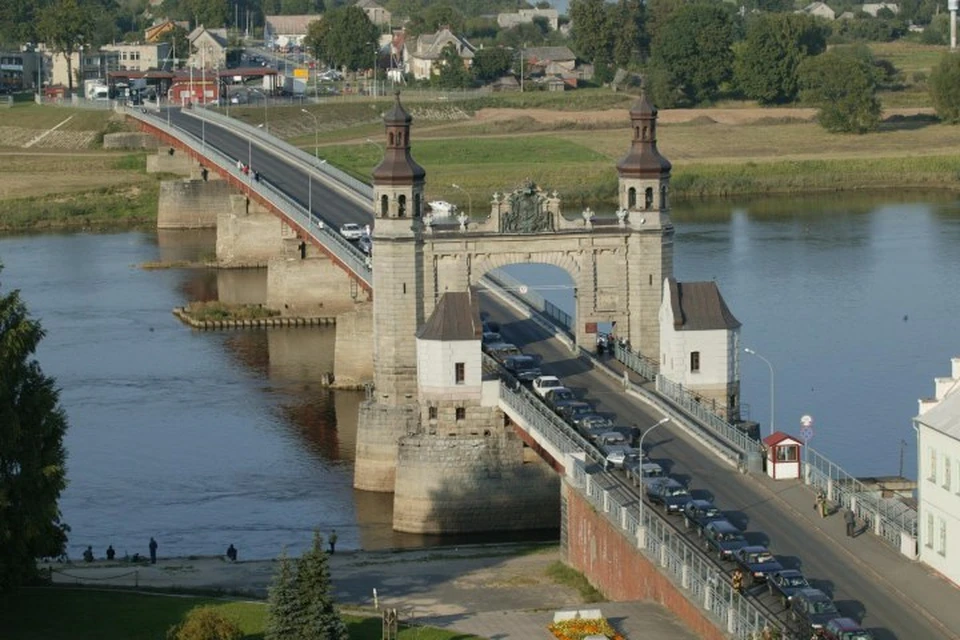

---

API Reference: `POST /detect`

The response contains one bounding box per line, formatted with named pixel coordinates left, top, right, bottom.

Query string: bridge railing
left=127, top=108, right=372, bottom=287
left=486, top=269, right=574, bottom=334
left=610, top=341, right=659, bottom=382
left=191, top=106, right=374, bottom=203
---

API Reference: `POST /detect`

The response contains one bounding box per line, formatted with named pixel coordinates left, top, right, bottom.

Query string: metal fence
left=486, top=268, right=574, bottom=333
left=611, top=341, right=659, bottom=381
left=805, top=445, right=917, bottom=547
left=126, top=108, right=371, bottom=287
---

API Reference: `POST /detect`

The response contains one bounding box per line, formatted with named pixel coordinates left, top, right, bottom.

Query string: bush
left=799, top=45, right=881, bottom=133
left=167, top=607, right=242, bottom=640
left=929, top=53, right=960, bottom=123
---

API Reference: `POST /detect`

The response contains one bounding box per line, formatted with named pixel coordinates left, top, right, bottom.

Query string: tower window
left=380, top=194, right=388, bottom=216
left=456, top=407, right=466, bottom=420
left=642, top=126, right=648, bottom=140
left=455, top=362, right=465, bottom=384
left=661, top=184, right=668, bottom=209
left=388, top=132, right=394, bottom=146
left=398, top=194, right=406, bottom=217
left=645, top=188, right=653, bottom=210
left=627, top=187, right=636, bottom=209
left=635, top=126, right=640, bottom=139
left=428, top=406, right=437, bottom=420
left=690, top=351, right=700, bottom=373
left=414, top=193, right=421, bottom=218
left=397, top=132, right=404, bottom=146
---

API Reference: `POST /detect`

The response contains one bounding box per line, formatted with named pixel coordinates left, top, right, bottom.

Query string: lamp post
left=450, top=183, right=472, bottom=217
left=637, top=417, right=670, bottom=549
left=744, top=348, right=775, bottom=436
left=365, top=138, right=383, bottom=156
left=300, top=108, right=319, bottom=158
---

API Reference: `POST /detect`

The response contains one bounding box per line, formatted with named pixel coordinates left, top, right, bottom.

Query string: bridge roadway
left=148, top=111, right=950, bottom=639
left=480, top=293, right=949, bottom=640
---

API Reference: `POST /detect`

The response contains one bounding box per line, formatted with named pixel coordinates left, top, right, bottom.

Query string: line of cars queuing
left=339, top=223, right=372, bottom=255
left=483, top=324, right=873, bottom=640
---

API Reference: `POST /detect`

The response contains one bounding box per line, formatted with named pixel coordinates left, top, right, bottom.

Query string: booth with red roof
left=762, top=431, right=802, bottom=480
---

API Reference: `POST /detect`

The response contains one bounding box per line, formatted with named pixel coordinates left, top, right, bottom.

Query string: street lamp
left=300, top=108, right=319, bottom=158
left=744, top=348, right=775, bottom=436
left=450, top=183, right=472, bottom=217
left=365, top=138, right=383, bottom=156
left=637, top=417, right=670, bottom=549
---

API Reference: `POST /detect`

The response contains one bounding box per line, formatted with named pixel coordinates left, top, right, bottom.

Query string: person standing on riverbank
left=149, top=537, right=158, bottom=564
left=328, top=530, right=338, bottom=554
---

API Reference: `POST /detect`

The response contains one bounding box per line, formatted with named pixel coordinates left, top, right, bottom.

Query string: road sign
left=800, top=425, right=814, bottom=441
left=518, top=285, right=528, bottom=295
left=800, top=415, right=813, bottom=427
left=293, top=68, right=309, bottom=79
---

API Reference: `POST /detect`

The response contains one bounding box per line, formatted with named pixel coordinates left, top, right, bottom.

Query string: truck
left=283, top=75, right=306, bottom=96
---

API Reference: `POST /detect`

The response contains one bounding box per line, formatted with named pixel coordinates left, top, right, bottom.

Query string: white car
left=532, top=375, right=563, bottom=398
left=340, top=223, right=364, bottom=240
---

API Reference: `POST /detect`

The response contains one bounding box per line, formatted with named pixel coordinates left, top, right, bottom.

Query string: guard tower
left=617, top=91, right=675, bottom=359
left=355, top=92, right=427, bottom=492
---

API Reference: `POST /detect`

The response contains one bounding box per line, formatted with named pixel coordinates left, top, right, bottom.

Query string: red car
left=821, top=617, right=874, bottom=640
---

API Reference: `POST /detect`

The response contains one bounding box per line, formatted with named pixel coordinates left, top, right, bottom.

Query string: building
left=356, top=0, right=391, bottom=26
left=405, top=27, right=475, bottom=80
left=861, top=2, right=900, bottom=15
left=47, top=49, right=120, bottom=91
left=523, top=46, right=577, bottom=76
left=914, top=357, right=960, bottom=587
left=188, top=26, right=228, bottom=69
left=145, top=19, right=189, bottom=43
left=497, top=8, right=560, bottom=31
left=102, top=42, right=171, bottom=72
left=0, top=50, right=41, bottom=91
left=799, top=1, right=836, bottom=19
left=659, top=277, right=741, bottom=421
left=264, top=14, right=321, bottom=50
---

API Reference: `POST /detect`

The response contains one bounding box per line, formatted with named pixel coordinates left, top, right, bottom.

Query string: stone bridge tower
left=355, top=92, right=426, bottom=492
left=617, top=91, right=675, bottom=359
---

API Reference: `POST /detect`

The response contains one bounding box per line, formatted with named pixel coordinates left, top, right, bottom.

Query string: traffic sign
left=800, top=415, right=813, bottom=427
left=800, top=425, right=814, bottom=441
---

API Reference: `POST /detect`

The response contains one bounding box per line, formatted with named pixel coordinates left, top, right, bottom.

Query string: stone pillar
left=266, top=253, right=368, bottom=317
left=355, top=401, right=419, bottom=492
left=626, top=226, right=673, bottom=360
left=681, top=563, right=690, bottom=589
left=217, top=268, right=267, bottom=306
left=215, top=195, right=286, bottom=267
left=334, top=302, right=373, bottom=388
left=726, top=607, right=737, bottom=634
left=157, top=179, right=234, bottom=229
left=147, top=149, right=193, bottom=175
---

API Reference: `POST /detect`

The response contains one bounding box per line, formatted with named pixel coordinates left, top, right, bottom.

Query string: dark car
left=732, top=546, right=783, bottom=584
left=544, top=387, right=575, bottom=408
left=646, top=478, right=691, bottom=514
left=682, top=499, right=724, bottom=534
left=791, top=588, right=840, bottom=633
left=702, top=520, right=748, bottom=561
left=767, top=569, right=811, bottom=608
left=502, top=354, right=541, bottom=382
left=558, top=401, right=593, bottom=422
left=822, top=617, right=874, bottom=640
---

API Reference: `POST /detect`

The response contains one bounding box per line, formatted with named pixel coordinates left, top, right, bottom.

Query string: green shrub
left=166, top=606, right=242, bottom=640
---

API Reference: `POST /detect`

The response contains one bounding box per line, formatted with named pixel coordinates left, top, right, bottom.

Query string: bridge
left=126, top=101, right=956, bottom=640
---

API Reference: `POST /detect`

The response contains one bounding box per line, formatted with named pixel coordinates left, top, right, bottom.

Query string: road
left=479, top=292, right=949, bottom=640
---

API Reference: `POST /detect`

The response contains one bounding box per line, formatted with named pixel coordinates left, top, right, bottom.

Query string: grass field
left=0, top=588, right=484, bottom=640
left=0, top=102, right=118, bottom=132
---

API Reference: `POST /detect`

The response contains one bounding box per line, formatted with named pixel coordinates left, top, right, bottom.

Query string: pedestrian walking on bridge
left=732, top=568, right=744, bottom=594
left=844, top=507, right=856, bottom=537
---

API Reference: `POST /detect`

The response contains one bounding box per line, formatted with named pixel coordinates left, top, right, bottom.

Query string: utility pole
left=952, top=0, right=958, bottom=51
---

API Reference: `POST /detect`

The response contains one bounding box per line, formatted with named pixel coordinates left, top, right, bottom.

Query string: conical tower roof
left=372, top=91, right=426, bottom=185
left=617, top=90, right=672, bottom=179
left=382, top=90, right=413, bottom=125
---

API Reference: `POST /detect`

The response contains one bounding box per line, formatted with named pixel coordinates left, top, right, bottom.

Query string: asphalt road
left=161, top=108, right=373, bottom=231
left=479, top=293, right=949, bottom=640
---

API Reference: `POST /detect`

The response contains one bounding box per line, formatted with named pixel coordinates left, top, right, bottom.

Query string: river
left=0, top=193, right=957, bottom=560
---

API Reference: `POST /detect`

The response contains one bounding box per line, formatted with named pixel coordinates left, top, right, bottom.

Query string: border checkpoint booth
left=762, top=431, right=802, bottom=480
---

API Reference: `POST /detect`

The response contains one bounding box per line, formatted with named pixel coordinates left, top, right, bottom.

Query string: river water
left=0, top=193, right=957, bottom=560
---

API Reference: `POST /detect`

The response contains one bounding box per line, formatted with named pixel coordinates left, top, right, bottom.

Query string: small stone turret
left=372, top=91, right=426, bottom=220
left=617, top=91, right=672, bottom=212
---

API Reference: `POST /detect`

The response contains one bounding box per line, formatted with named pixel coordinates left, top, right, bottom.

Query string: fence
left=611, top=341, right=659, bottom=381
left=126, top=108, right=371, bottom=287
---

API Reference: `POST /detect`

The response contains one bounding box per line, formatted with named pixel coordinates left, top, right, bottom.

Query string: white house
left=187, top=26, right=228, bottom=69
left=860, top=2, right=899, bottom=15
left=405, top=27, right=475, bottom=80
left=914, top=357, right=960, bottom=587
left=356, top=0, right=391, bottom=26
left=101, top=42, right=171, bottom=72
left=497, top=8, right=560, bottom=31
left=264, top=14, right=321, bottom=50
left=659, top=277, right=741, bottom=420
left=799, top=1, right=836, bottom=19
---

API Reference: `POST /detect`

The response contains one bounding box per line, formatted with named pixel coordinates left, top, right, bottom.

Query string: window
left=946, top=457, right=952, bottom=491
left=926, top=513, right=934, bottom=548
left=690, top=351, right=701, bottom=373
left=414, top=193, right=421, bottom=218
left=938, top=517, right=947, bottom=556
left=929, top=447, right=938, bottom=483
left=627, top=187, right=636, bottom=208
left=776, top=445, right=798, bottom=462
left=644, top=187, right=653, bottom=210
left=455, top=362, right=465, bottom=385
left=388, top=132, right=394, bottom=146
left=428, top=406, right=437, bottom=420
left=380, top=194, right=388, bottom=216
left=660, top=184, right=668, bottom=209
left=455, top=407, right=465, bottom=421
left=398, top=194, right=406, bottom=217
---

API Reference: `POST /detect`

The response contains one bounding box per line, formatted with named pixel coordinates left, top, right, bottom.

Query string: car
left=604, top=446, right=641, bottom=469
left=594, top=431, right=628, bottom=447
left=767, top=569, right=811, bottom=608
left=578, top=414, right=614, bottom=430
left=682, top=499, right=724, bottom=534
left=502, top=354, right=541, bottom=381
left=482, top=320, right=501, bottom=333
left=732, top=546, right=784, bottom=585
left=357, top=235, right=372, bottom=255
left=485, top=342, right=521, bottom=363
left=791, top=588, right=840, bottom=633
left=702, top=520, right=748, bottom=561
left=646, top=478, right=691, bottom=514
left=482, top=331, right=502, bottom=344
left=543, top=387, right=575, bottom=408
left=558, top=401, right=593, bottom=422
left=627, top=460, right=665, bottom=487
left=532, top=375, right=563, bottom=398
left=821, top=617, right=874, bottom=640
left=340, top=223, right=364, bottom=240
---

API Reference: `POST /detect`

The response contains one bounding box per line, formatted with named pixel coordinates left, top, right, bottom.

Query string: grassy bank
left=182, top=301, right=281, bottom=322
left=0, top=588, right=483, bottom=640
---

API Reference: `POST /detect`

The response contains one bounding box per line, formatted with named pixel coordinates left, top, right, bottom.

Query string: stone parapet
left=354, top=401, right=419, bottom=492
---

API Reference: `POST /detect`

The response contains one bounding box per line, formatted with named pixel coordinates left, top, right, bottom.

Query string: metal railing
left=486, top=269, right=574, bottom=333
left=805, top=445, right=917, bottom=547
left=611, top=341, right=659, bottom=381
left=127, top=108, right=371, bottom=287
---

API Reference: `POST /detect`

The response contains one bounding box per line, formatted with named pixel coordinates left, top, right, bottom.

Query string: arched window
left=414, top=193, right=421, bottom=218
left=660, top=184, right=668, bottom=210
left=635, top=127, right=640, bottom=139
left=642, top=126, right=648, bottom=140
left=397, top=132, right=404, bottom=146
left=380, top=194, right=388, bottom=216
left=398, top=194, right=406, bottom=217
left=644, top=187, right=653, bottom=210
left=627, top=187, right=636, bottom=209
left=388, top=132, right=395, bottom=146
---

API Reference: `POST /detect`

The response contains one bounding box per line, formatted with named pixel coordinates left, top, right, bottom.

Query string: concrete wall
left=334, top=303, right=373, bottom=388
left=393, top=429, right=560, bottom=534
left=216, top=195, right=285, bottom=267
left=562, top=482, right=725, bottom=640
left=266, top=253, right=366, bottom=317
left=158, top=179, right=233, bottom=229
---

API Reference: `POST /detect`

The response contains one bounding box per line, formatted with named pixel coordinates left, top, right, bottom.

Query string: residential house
left=264, top=14, right=322, bottom=50
left=523, top=46, right=576, bottom=75
left=188, top=26, right=228, bottom=69
left=356, top=0, right=391, bottom=26
left=861, top=2, right=900, bottom=15
left=497, top=8, right=560, bottom=31
left=799, top=1, right=836, bottom=19
left=102, top=42, right=171, bottom=72
left=914, top=357, right=960, bottom=587
left=47, top=48, right=120, bottom=90
left=659, top=277, right=742, bottom=421
left=406, top=27, right=475, bottom=81
left=144, top=19, right=189, bottom=43
left=0, top=50, right=41, bottom=91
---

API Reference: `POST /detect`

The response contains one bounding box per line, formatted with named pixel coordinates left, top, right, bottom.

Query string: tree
left=265, top=551, right=301, bottom=640
left=296, top=531, right=348, bottom=640
left=735, top=13, right=827, bottom=105
left=799, top=45, right=881, bottom=133
left=0, top=266, right=69, bottom=592
left=158, top=25, right=190, bottom=68
left=38, top=0, right=95, bottom=96
left=651, top=2, right=735, bottom=105
left=0, top=0, right=44, bottom=45
left=472, top=46, right=514, bottom=84
left=434, top=42, right=471, bottom=88
left=303, top=6, right=378, bottom=71
left=167, top=607, right=242, bottom=640
left=612, top=0, right=646, bottom=68
left=569, top=0, right=615, bottom=64
left=183, top=0, right=229, bottom=28
left=405, top=3, right=466, bottom=38
left=929, top=52, right=960, bottom=123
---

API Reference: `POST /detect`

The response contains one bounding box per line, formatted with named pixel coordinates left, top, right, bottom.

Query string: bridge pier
left=266, top=240, right=370, bottom=317
left=333, top=303, right=373, bottom=388
left=157, top=180, right=233, bottom=229
left=355, top=402, right=419, bottom=492
left=216, top=195, right=286, bottom=267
